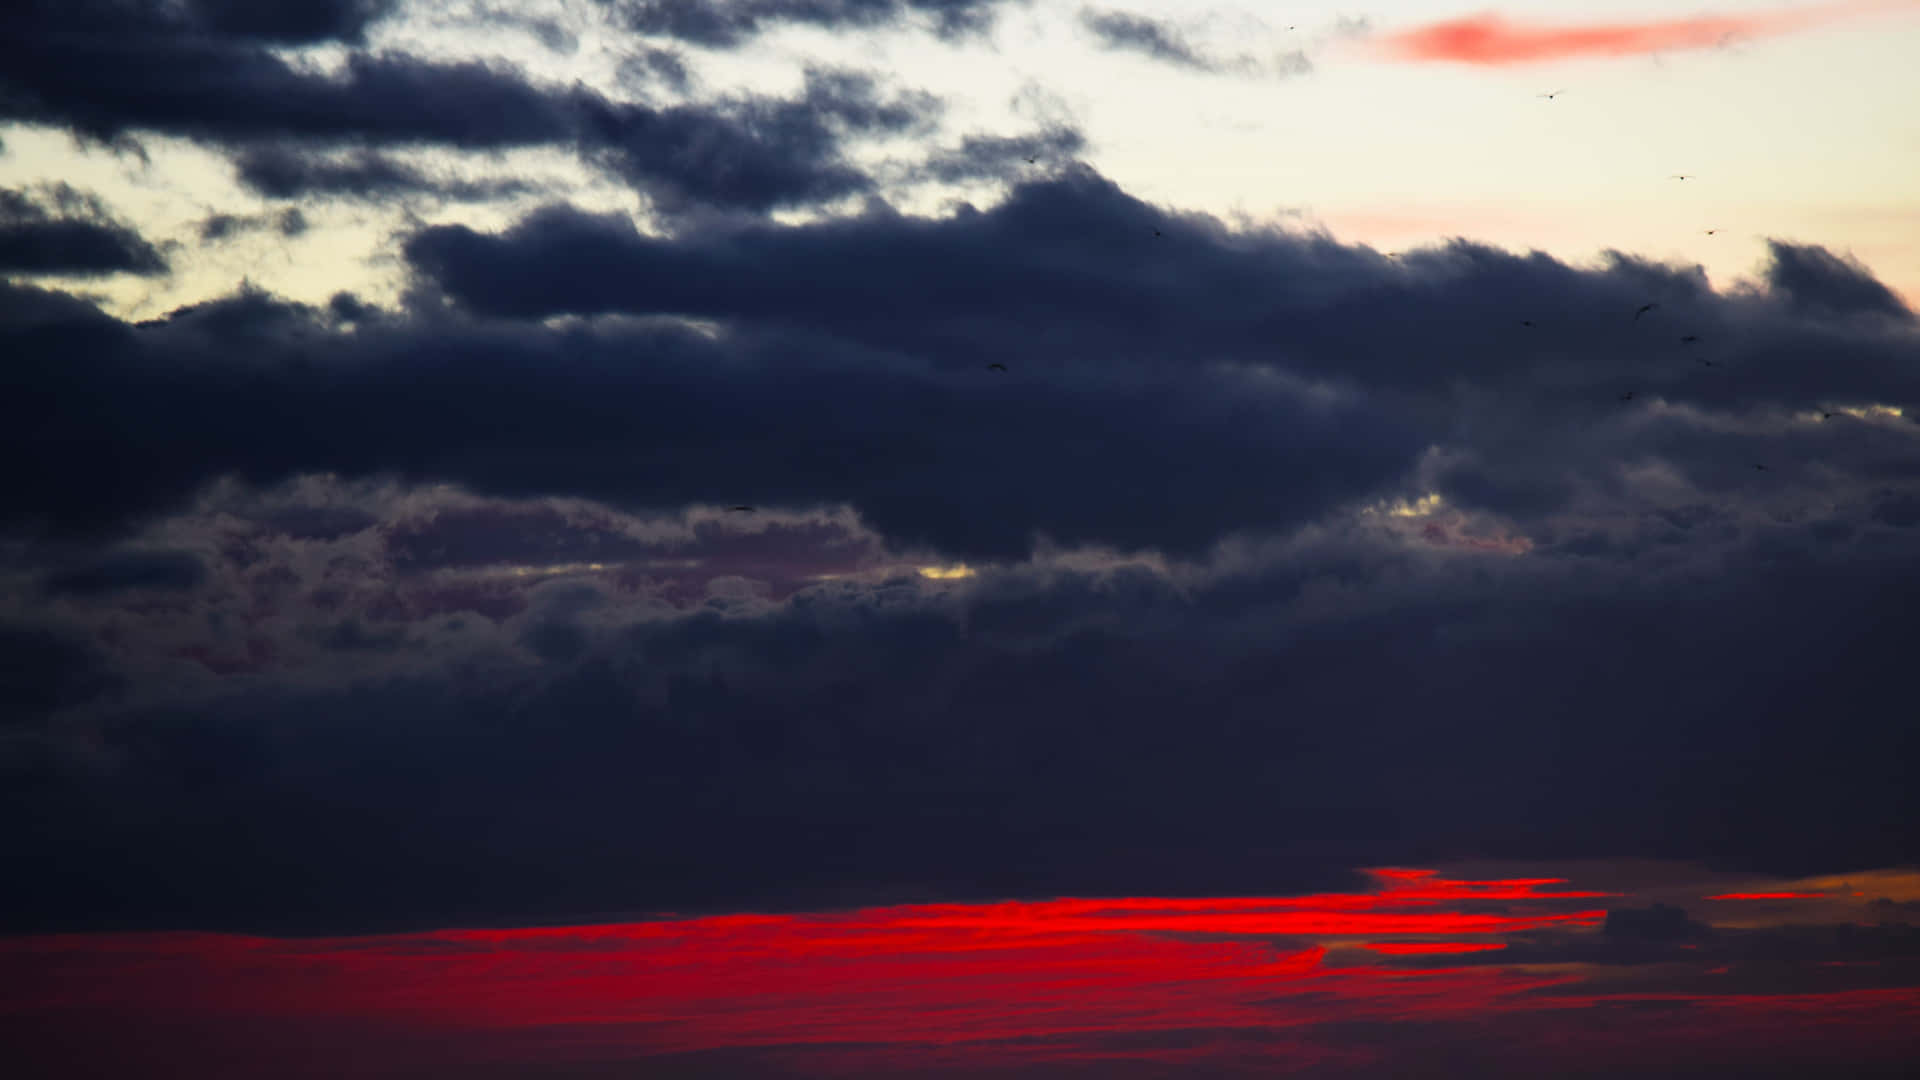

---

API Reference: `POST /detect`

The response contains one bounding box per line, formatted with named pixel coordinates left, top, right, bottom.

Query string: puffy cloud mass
left=3, top=157, right=1919, bottom=936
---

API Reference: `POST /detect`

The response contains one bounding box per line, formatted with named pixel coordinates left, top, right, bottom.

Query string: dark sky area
left=2, top=1, right=1919, bottom=1076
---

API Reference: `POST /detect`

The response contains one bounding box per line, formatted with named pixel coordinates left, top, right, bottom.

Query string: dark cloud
left=3, top=164, right=1916, bottom=560
left=1604, top=902, right=1710, bottom=942
left=385, top=505, right=654, bottom=572
left=403, top=171, right=1920, bottom=431
left=1872, top=897, right=1920, bottom=922
left=4, top=513, right=1920, bottom=932
left=577, top=68, right=939, bottom=212
left=0, top=270, right=1415, bottom=560
left=0, top=1, right=394, bottom=46
left=0, top=624, right=124, bottom=721
left=0, top=184, right=168, bottom=276
left=1077, top=8, right=1311, bottom=78
left=610, top=0, right=1008, bottom=48
left=1763, top=240, right=1914, bottom=322
left=0, top=21, right=577, bottom=147
left=256, top=504, right=380, bottom=541
left=178, top=0, right=397, bottom=43
left=42, top=550, right=208, bottom=595
left=1079, top=8, right=1217, bottom=71
left=198, top=207, right=309, bottom=242
left=1, top=10, right=922, bottom=213
left=913, top=126, right=1087, bottom=183
left=2, top=161, right=1920, bottom=937
left=326, top=290, right=381, bottom=323
left=315, top=618, right=406, bottom=652
left=617, top=45, right=695, bottom=93
left=1874, top=494, right=1920, bottom=527
left=233, top=145, right=537, bottom=202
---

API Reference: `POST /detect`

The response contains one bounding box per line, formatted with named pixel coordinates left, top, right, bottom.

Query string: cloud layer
left=5, top=144, right=1920, bottom=937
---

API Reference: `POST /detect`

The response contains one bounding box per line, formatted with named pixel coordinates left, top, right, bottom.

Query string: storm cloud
left=5, top=159, right=1920, bottom=934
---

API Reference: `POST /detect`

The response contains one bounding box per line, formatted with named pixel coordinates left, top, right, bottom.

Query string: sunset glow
left=7, top=867, right=1919, bottom=1077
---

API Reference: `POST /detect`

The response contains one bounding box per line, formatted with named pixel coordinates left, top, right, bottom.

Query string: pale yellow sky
left=4, top=0, right=1917, bottom=314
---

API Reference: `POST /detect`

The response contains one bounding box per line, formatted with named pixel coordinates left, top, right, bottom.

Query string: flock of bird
left=741, top=87, right=1823, bottom=515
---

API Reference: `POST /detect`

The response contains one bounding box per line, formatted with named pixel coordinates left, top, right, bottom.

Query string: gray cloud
left=198, top=207, right=309, bottom=242
left=232, top=146, right=540, bottom=202
left=1079, top=8, right=1218, bottom=71
left=1079, top=7, right=1314, bottom=78
left=609, top=0, right=1010, bottom=47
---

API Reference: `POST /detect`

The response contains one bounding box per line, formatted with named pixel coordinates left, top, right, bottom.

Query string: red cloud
left=1374, top=1, right=1920, bottom=65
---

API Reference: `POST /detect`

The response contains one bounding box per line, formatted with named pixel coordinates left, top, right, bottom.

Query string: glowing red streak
left=4, top=869, right=1916, bottom=1077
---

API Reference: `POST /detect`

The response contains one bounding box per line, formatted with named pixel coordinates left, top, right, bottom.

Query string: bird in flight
left=1752, top=463, right=1770, bottom=471
left=1672, top=174, right=1695, bottom=180
left=1821, top=410, right=1837, bottom=420
left=1704, top=229, right=1719, bottom=235
left=1153, top=228, right=1163, bottom=237
left=1023, top=155, right=1036, bottom=164
left=1696, top=357, right=1717, bottom=367
left=1619, top=391, right=1637, bottom=402
left=1634, top=303, right=1660, bottom=320
left=986, top=363, right=1007, bottom=372
left=1538, top=89, right=1565, bottom=99
left=728, top=505, right=755, bottom=513
left=1519, top=320, right=1536, bottom=328
left=1680, top=335, right=1700, bottom=345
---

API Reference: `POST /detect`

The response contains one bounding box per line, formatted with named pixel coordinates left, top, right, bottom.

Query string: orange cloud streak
left=1375, top=1, right=1920, bottom=66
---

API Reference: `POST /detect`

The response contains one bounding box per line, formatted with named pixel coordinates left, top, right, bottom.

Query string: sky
left=3, top=0, right=1920, bottom=1076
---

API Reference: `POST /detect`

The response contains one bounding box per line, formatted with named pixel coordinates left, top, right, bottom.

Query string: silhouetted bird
left=728, top=505, right=755, bottom=513
left=1752, top=463, right=1769, bottom=471
left=1672, top=174, right=1694, bottom=180
left=1519, top=320, right=1536, bottom=328
left=1024, top=155, right=1036, bottom=164
left=1153, top=229, right=1162, bottom=237
left=1538, top=89, right=1565, bottom=99
left=1704, top=229, right=1719, bottom=235
left=1822, top=411, right=1837, bottom=420
left=1697, top=358, right=1717, bottom=367
left=1634, top=303, right=1659, bottom=320
left=987, top=363, right=1007, bottom=372
left=1680, top=335, right=1699, bottom=344
left=1620, top=391, right=1636, bottom=402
